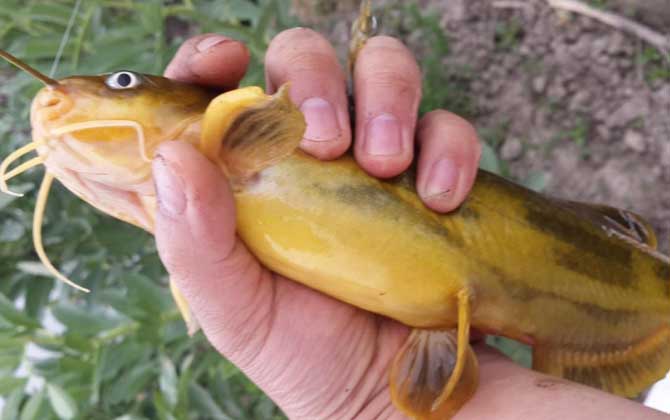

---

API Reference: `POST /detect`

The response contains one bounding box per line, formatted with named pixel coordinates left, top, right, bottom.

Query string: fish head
left=31, top=72, right=214, bottom=199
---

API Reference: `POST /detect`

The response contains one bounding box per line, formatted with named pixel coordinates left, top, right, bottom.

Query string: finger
left=164, top=33, right=250, bottom=89
left=152, top=141, right=270, bottom=351
left=416, top=110, right=481, bottom=212
left=354, top=36, right=422, bottom=178
left=461, top=344, right=666, bottom=420
left=265, top=28, right=351, bottom=160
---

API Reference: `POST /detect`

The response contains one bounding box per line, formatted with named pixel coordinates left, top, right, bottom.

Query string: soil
left=293, top=0, right=670, bottom=253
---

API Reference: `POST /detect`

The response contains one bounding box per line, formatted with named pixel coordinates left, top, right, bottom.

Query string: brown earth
left=293, top=0, right=670, bottom=253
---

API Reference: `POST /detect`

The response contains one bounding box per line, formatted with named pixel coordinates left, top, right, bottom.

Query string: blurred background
left=0, top=0, right=668, bottom=418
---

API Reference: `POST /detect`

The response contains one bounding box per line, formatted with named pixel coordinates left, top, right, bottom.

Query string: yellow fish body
left=2, top=50, right=670, bottom=419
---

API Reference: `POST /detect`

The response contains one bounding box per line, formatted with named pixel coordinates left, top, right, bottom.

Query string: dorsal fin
left=557, top=200, right=658, bottom=249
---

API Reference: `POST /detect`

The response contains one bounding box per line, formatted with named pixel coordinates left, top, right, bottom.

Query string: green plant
left=494, top=18, right=524, bottom=52
left=560, top=116, right=591, bottom=160
left=637, top=46, right=670, bottom=83
left=0, top=1, right=297, bottom=418
left=386, top=3, right=477, bottom=119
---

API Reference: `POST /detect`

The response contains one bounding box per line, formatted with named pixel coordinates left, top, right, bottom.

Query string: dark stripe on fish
left=496, top=274, right=638, bottom=326
left=455, top=205, right=481, bottom=221
left=655, top=263, right=670, bottom=296
left=525, top=205, right=634, bottom=287
left=655, top=262, right=670, bottom=281
left=313, top=183, right=466, bottom=248
left=554, top=248, right=633, bottom=289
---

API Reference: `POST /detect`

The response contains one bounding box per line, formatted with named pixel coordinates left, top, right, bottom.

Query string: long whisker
left=51, top=120, right=151, bottom=162
left=33, top=173, right=90, bottom=293
left=1, top=141, right=45, bottom=196
left=0, top=50, right=59, bottom=87
left=2, top=156, right=45, bottom=182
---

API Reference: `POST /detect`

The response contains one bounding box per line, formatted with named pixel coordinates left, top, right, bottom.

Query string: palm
left=200, top=233, right=410, bottom=418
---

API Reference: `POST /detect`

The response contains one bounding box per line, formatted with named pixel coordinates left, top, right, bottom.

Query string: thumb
left=152, top=141, right=272, bottom=357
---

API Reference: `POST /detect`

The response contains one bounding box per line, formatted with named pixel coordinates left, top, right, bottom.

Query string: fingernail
left=196, top=35, right=232, bottom=53
left=300, top=97, right=341, bottom=142
left=153, top=156, right=186, bottom=217
left=364, top=113, right=402, bottom=156
left=424, top=158, right=459, bottom=198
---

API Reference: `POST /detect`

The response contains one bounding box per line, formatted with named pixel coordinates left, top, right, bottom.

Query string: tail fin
left=533, top=325, right=670, bottom=397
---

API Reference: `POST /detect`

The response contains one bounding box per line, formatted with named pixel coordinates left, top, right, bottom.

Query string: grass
left=0, top=1, right=296, bottom=419
left=561, top=116, right=592, bottom=160
left=494, top=18, right=525, bottom=52
left=637, top=46, right=670, bottom=84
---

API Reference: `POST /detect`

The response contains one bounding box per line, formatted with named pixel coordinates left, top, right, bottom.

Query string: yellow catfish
left=1, top=24, right=670, bottom=420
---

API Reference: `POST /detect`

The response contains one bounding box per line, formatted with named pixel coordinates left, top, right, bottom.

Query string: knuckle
left=289, top=50, right=341, bottom=76
left=266, top=29, right=340, bottom=83
left=268, top=27, right=333, bottom=57
left=357, top=38, right=421, bottom=97
left=359, top=36, right=421, bottom=77
left=364, top=69, right=420, bottom=97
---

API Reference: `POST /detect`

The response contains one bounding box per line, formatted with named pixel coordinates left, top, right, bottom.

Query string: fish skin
left=233, top=152, right=670, bottom=356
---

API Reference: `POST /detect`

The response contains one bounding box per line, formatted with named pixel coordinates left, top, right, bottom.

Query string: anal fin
left=389, top=290, right=478, bottom=419
left=533, top=325, right=670, bottom=397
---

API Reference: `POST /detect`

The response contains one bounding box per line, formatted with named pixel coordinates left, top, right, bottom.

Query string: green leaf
left=107, top=363, right=156, bottom=405
left=0, top=376, right=27, bottom=395
left=479, top=142, right=503, bottom=175
left=188, top=383, right=233, bottom=420
left=1, top=389, right=23, bottom=420
left=0, top=293, right=39, bottom=329
left=159, top=354, right=178, bottom=409
left=47, top=384, right=77, bottom=420
left=94, top=219, right=146, bottom=258
left=124, top=273, right=171, bottom=315
left=0, top=353, right=22, bottom=371
left=522, top=171, right=547, bottom=192
left=20, top=390, right=48, bottom=420
left=113, top=415, right=150, bottom=420
left=0, top=219, right=24, bottom=241
left=24, top=278, right=53, bottom=319
left=487, top=335, right=532, bottom=368
left=16, top=262, right=52, bottom=277
left=50, top=303, right=123, bottom=336
left=136, top=0, right=164, bottom=33
left=152, top=391, right=177, bottom=420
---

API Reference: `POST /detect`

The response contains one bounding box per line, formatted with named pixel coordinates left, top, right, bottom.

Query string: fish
left=1, top=16, right=670, bottom=420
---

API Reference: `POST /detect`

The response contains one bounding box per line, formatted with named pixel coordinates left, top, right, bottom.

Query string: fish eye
left=105, top=71, right=142, bottom=89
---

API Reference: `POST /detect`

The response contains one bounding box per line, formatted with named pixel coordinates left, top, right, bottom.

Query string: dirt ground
left=294, top=0, right=670, bottom=253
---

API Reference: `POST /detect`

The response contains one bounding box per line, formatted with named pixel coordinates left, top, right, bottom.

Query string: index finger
left=164, top=33, right=250, bottom=90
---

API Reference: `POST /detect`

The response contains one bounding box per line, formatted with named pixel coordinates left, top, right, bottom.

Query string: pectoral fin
left=389, top=290, right=478, bottom=419
left=169, top=279, right=200, bottom=335
left=200, top=84, right=306, bottom=185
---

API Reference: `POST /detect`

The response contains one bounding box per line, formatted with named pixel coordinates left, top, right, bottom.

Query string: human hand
left=154, top=32, right=666, bottom=419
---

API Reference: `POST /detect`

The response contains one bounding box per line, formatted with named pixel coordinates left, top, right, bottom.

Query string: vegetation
left=0, top=1, right=295, bottom=418
left=0, top=1, right=518, bottom=419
